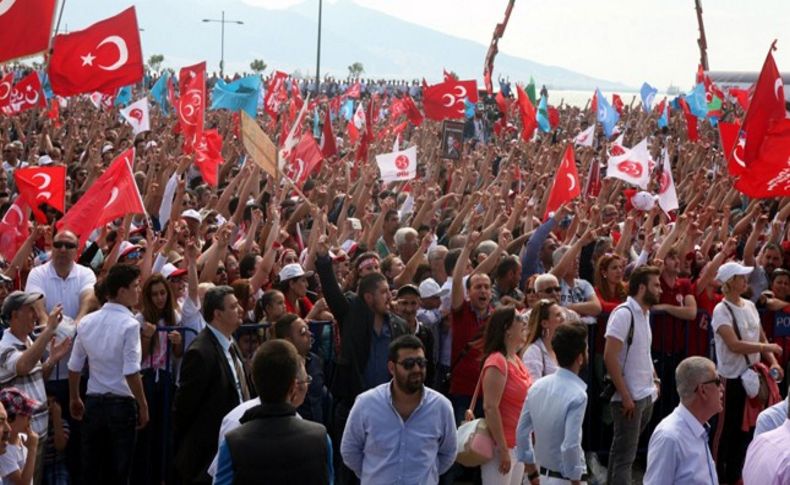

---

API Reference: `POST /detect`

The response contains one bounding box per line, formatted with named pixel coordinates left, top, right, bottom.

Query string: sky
left=236, top=0, right=790, bottom=89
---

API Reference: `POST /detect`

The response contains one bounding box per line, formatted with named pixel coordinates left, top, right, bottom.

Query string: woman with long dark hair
left=134, top=273, right=183, bottom=485
left=474, top=305, right=531, bottom=484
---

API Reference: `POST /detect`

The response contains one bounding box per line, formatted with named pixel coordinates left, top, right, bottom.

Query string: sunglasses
left=397, top=357, right=428, bottom=370
left=296, top=375, right=313, bottom=386
left=539, top=286, right=562, bottom=294
left=698, top=376, right=724, bottom=389
left=53, top=241, right=77, bottom=250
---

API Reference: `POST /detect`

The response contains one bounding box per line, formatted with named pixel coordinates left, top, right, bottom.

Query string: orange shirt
left=482, top=352, right=531, bottom=448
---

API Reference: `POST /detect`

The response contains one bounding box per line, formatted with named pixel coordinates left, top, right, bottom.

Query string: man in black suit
left=174, top=285, right=255, bottom=484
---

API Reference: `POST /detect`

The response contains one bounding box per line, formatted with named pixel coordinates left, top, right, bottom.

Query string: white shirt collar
left=677, top=403, right=707, bottom=439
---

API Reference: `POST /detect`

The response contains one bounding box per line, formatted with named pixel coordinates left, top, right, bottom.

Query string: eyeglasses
left=539, top=286, right=562, bottom=294
left=296, top=375, right=313, bottom=386
left=526, top=289, right=536, bottom=295
left=397, top=357, right=428, bottom=370
left=298, top=326, right=310, bottom=336
left=698, top=376, right=724, bottom=389
left=53, top=241, right=77, bottom=250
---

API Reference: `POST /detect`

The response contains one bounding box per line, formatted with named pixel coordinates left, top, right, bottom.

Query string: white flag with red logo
left=657, top=148, right=678, bottom=215
left=376, top=146, right=417, bottom=183
left=606, top=138, right=652, bottom=189
left=348, top=102, right=366, bottom=145
left=119, top=97, right=150, bottom=135
left=573, top=124, right=595, bottom=147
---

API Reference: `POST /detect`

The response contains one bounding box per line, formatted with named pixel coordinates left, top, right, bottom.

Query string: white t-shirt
left=604, top=297, right=657, bottom=402
left=712, top=299, right=761, bottom=379
left=0, top=441, right=27, bottom=484
left=522, top=339, right=558, bottom=380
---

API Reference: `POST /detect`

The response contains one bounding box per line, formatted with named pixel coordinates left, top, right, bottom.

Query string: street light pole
left=202, top=10, right=243, bottom=79
left=315, top=0, right=322, bottom=96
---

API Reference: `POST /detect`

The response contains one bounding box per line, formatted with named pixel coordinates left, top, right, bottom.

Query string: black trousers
left=714, top=378, right=753, bottom=484
left=81, top=395, right=138, bottom=485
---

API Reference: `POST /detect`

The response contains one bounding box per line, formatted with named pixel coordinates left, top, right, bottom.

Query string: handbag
left=455, top=357, right=508, bottom=467
left=600, top=305, right=634, bottom=401
left=723, top=302, right=770, bottom=404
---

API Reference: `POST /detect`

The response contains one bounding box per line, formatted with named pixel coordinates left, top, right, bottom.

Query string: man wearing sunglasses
left=341, top=335, right=456, bottom=484
left=644, top=356, right=721, bottom=484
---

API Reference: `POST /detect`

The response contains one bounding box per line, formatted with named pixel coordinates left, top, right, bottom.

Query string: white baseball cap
left=278, top=263, right=314, bottom=282
left=716, top=262, right=753, bottom=283
left=181, top=209, right=202, bottom=223
left=418, top=278, right=449, bottom=299
left=161, top=263, right=187, bottom=280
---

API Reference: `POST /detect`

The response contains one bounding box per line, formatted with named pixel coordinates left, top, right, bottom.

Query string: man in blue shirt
left=341, top=335, right=456, bottom=484
left=517, top=323, right=589, bottom=485
left=644, top=356, right=720, bottom=485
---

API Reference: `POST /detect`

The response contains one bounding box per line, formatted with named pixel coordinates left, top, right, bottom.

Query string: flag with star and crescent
left=48, top=6, right=143, bottom=96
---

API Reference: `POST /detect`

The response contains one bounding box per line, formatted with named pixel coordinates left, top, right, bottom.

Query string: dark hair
left=552, top=323, right=588, bottom=368
left=387, top=334, right=424, bottom=363
left=482, top=305, right=517, bottom=358
left=771, top=268, right=790, bottom=285
left=104, top=264, right=141, bottom=299
left=140, top=274, right=178, bottom=327
left=444, top=248, right=463, bottom=276
left=353, top=251, right=380, bottom=272
left=466, top=272, right=490, bottom=291
left=239, top=253, right=259, bottom=279
left=256, top=289, right=284, bottom=322
left=202, top=286, right=235, bottom=322
left=251, top=340, right=300, bottom=404
left=495, top=255, right=520, bottom=280
left=273, top=313, right=300, bottom=339
left=628, top=266, right=660, bottom=296
left=358, top=272, right=387, bottom=299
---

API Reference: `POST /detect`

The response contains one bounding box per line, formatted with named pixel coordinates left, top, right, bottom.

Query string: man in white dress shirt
left=67, top=264, right=148, bottom=484
left=644, top=356, right=721, bottom=485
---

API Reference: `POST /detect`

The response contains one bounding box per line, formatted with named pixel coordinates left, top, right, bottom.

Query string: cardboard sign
left=240, top=110, right=278, bottom=178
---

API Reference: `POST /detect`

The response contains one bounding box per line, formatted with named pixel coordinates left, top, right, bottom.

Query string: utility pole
left=315, top=0, right=323, bottom=96
left=202, top=11, right=244, bottom=79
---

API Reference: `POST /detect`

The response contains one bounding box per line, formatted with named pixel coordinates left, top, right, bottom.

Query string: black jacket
left=173, top=327, right=256, bottom=484
left=225, top=402, right=330, bottom=485
left=315, top=255, right=407, bottom=403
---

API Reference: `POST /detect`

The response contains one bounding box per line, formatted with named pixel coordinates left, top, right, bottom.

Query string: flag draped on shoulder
left=49, top=7, right=143, bottom=96
left=0, top=0, right=56, bottom=63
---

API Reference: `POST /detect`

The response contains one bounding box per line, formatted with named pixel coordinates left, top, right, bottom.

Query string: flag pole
left=45, top=0, right=68, bottom=69
left=314, top=0, right=323, bottom=97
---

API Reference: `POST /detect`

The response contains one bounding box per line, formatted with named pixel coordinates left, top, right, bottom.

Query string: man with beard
left=517, top=323, right=589, bottom=485
left=745, top=239, right=784, bottom=301
left=603, top=266, right=662, bottom=485
left=341, top=335, right=456, bottom=484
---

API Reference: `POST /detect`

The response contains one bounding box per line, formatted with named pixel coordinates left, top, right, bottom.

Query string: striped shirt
left=0, top=331, right=49, bottom=437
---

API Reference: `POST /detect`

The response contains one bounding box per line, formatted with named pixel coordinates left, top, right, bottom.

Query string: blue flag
left=684, top=83, right=708, bottom=119
left=210, top=75, right=262, bottom=118
left=464, top=98, right=476, bottom=119
left=114, top=86, right=132, bottom=107
left=151, top=73, right=170, bottom=115
left=640, top=82, right=657, bottom=113
left=595, top=89, right=620, bottom=138
left=657, top=102, right=669, bottom=129
left=38, top=71, right=53, bottom=101
left=537, top=96, right=551, bottom=133
left=340, top=99, right=354, bottom=121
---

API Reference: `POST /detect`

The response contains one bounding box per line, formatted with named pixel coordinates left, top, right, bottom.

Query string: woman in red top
left=475, top=306, right=531, bottom=484
left=593, top=253, right=627, bottom=313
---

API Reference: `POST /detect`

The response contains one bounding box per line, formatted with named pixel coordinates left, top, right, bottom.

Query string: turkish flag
left=320, top=108, right=337, bottom=159
left=719, top=120, right=743, bottom=177
left=47, top=98, right=61, bottom=128
left=193, top=130, right=224, bottom=187
left=49, top=7, right=143, bottom=96
left=14, top=166, right=66, bottom=224
left=583, top=157, right=601, bottom=198
left=402, top=94, right=424, bottom=126
left=742, top=43, right=785, bottom=165
left=735, top=118, right=790, bottom=198
left=179, top=62, right=205, bottom=93
left=178, top=69, right=205, bottom=153
left=348, top=103, right=365, bottom=145
left=0, top=197, right=30, bottom=262
left=0, top=73, right=14, bottom=109
left=264, top=71, right=288, bottom=118
left=728, top=87, right=750, bottom=111
left=544, top=145, right=581, bottom=220
left=0, top=0, right=56, bottom=63
left=612, top=94, right=624, bottom=115
left=285, top=133, right=323, bottom=187
left=57, top=148, right=145, bottom=242
left=7, top=72, right=46, bottom=114
left=344, top=82, right=361, bottom=99
left=423, top=80, right=476, bottom=121
left=516, top=84, right=537, bottom=141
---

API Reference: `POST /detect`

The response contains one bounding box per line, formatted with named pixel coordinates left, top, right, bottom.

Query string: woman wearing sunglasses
left=522, top=299, right=564, bottom=380
left=475, top=305, right=531, bottom=484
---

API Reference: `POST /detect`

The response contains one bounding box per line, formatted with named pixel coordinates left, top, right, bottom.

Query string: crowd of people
left=0, top=63, right=787, bottom=485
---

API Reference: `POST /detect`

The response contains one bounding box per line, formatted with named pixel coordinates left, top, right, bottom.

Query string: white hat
left=38, top=155, right=53, bottom=166
left=101, top=144, right=114, bottom=154
left=278, top=263, right=314, bottom=282
left=418, top=278, right=449, bottom=299
left=716, top=262, right=753, bottom=284
left=181, top=209, right=202, bottom=223
left=161, top=263, right=187, bottom=279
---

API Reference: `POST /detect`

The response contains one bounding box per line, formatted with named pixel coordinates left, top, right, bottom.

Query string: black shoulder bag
left=600, top=305, right=634, bottom=401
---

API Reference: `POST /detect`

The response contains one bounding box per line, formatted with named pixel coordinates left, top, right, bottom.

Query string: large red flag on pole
left=544, top=145, right=581, bottom=220
left=0, top=0, right=56, bottom=63
left=49, top=7, right=143, bottom=96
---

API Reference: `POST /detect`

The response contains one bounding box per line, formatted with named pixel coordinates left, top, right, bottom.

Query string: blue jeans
left=81, top=395, right=137, bottom=485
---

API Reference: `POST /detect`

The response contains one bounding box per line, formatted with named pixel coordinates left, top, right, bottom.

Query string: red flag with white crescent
left=285, top=133, right=323, bottom=187
left=742, top=42, right=785, bottom=165
left=264, top=71, right=288, bottom=118
left=193, top=130, right=224, bottom=187
left=0, top=196, right=30, bottom=262
left=57, top=148, right=145, bottom=242
left=0, top=72, right=14, bottom=109
left=14, top=166, right=66, bottom=224
left=320, top=108, right=337, bottom=159
left=0, top=0, right=56, bottom=63
left=48, top=7, right=143, bottom=96
left=544, top=145, right=581, bottom=220
left=6, top=72, right=46, bottom=114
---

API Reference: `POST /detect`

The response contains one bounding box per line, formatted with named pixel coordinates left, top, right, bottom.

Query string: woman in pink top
left=478, top=305, right=531, bottom=484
